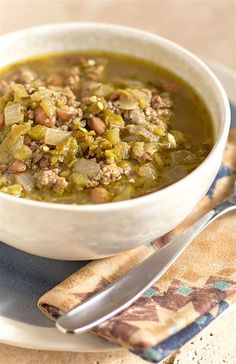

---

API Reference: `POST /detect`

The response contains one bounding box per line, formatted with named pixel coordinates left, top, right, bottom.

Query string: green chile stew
left=0, top=52, right=213, bottom=204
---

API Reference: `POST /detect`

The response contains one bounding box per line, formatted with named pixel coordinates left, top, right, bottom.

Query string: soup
left=0, top=52, right=213, bottom=204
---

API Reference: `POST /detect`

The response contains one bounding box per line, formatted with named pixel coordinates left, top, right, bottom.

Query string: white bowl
left=0, top=23, right=230, bottom=260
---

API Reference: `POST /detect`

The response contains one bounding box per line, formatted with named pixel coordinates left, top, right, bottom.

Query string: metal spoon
left=56, top=182, right=236, bottom=335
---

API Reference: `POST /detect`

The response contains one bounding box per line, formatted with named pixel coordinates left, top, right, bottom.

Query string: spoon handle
left=56, top=201, right=236, bottom=335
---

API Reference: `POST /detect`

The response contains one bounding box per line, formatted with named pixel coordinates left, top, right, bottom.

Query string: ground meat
left=156, top=108, right=173, bottom=121
left=106, top=101, right=123, bottom=116
left=32, top=147, right=44, bottom=164
left=67, top=99, right=78, bottom=108
left=142, top=107, right=166, bottom=131
left=36, top=169, right=68, bottom=193
left=124, top=109, right=146, bottom=125
left=122, top=163, right=132, bottom=177
left=151, top=94, right=173, bottom=109
left=53, top=176, right=68, bottom=193
left=36, top=169, right=58, bottom=188
left=8, top=161, right=26, bottom=174
left=145, top=105, right=157, bottom=120
left=141, top=88, right=152, bottom=103
left=153, top=120, right=167, bottom=134
left=99, top=163, right=123, bottom=185
left=76, top=108, right=83, bottom=120
left=29, top=141, right=39, bottom=153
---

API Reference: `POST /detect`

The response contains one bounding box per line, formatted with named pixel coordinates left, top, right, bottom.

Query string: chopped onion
left=44, top=128, right=71, bottom=145
left=113, top=88, right=151, bottom=110
left=40, top=96, right=56, bottom=117
left=172, top=130, right=186, bottom=143
left=167, top=133, right=177, bottom=148
left=170, top=150, right=196, bottom=165
left=13, top=84, right=29, bottom=100
left=15, top=173, right=33, bottom=192
left=154, top=155, right=164, bottom=168
left=112, top=89, right=138, bottom=110
left=163, top=166, right=187, bottom=182
left=127, top=125, right=159, bottom=142
left=4, top=103, right=23, bottom=126
left=122, top=135, right=139, bottom=142
left=140, top=128, right=159, bottom=142
left=138, top=163, right=157, bottom=179
left=95, top=84, right=115, bottom=97
left=31, top=88, right=50, bottom=102
left=115, top=183, right=134, bottom=201
left=73, top=158, right=100, bottom=178
left=81, top=81, right=101, bottom=97
left=130, top=89, right=151, bottom=104
left=12, top=136, right=24, bottom=153
left=119, top=79, right=144, bottom=88
left=113, top=99, right=138, bottom=110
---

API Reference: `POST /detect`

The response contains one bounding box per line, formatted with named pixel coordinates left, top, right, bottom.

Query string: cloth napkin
left=38, top=129, right=236, bottom=363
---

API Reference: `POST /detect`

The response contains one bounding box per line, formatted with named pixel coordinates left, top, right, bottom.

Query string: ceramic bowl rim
left=0, top=22, right=231, bottom=212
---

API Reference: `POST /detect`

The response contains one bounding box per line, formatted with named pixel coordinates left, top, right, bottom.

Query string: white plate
left=0, top=317, right=121, bottom=352
left=0, top=60, right=235, bottom=352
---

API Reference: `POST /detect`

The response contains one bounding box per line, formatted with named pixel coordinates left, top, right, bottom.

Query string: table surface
left=0, top=1, right=235, bottom=363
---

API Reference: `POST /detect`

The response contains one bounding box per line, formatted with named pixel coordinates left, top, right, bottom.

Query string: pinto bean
left=56, top=108, right=74, bottom=122
left=44, top=117, right=56, bottom=128
left=8, top=161, right=26, bottom=174
left=142, top=152, right=152, bottom=161
left=0, top=113, right=5, bottom=129
left=156, top=78, right=179, bottom=93
left=0, top=80, right=8, bottom=96
left=35, top=106, right=47, bottom=124
left=0, top=164, right=7, bottom=173
left=66, top=55, right=86, bottom=66
left=67, top=75, right=80, bottom=87
left=46, top=73, right=63, bottom=87
left=35, top=106, right=56, bottom=128
left=24, top=135, right=32, bottom=146
left=39, top=157, right=49, bottom=168
left=90, top=187, right=110, bottom=203
left=88, top=117, right=106, bottom=135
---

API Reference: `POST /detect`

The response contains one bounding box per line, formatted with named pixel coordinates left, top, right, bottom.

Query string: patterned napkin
left=38, top=129, right=236, bottom=363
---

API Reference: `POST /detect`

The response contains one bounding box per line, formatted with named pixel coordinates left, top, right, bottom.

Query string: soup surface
left=0, top=52, right=213, bottom=204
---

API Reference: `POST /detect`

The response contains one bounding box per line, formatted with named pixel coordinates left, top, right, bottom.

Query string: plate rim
left=0, top=316, right=122, bottom=352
